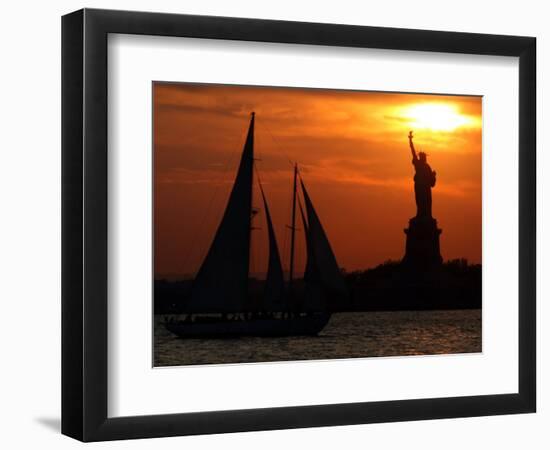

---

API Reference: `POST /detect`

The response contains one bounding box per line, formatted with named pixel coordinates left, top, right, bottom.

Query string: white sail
left=187, top=114, right=255, bottom=312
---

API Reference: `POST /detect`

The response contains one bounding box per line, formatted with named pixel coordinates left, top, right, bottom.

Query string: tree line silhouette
left=154, top=259, right=481, bottom=314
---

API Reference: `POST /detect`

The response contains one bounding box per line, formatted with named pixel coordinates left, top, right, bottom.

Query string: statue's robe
left=412, top=158, right=435, bottom=218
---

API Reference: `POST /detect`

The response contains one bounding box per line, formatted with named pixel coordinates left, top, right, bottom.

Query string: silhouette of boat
left=164, top=112, right=347, bottom=338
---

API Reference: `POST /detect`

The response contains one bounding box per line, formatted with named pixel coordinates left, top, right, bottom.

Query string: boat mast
left=248, top=112, right=256, bottom=317
left=288, top=163, right=298, bottom=294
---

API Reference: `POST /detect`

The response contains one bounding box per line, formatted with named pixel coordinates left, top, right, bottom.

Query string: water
left=154, top=309, right=481, bottom=367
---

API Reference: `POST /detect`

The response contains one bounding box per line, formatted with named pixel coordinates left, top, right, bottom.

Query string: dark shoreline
left=154, top=259, right=481, bottom=314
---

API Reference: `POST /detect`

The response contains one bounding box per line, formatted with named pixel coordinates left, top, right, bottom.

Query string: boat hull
left=165, top=313, right=331, bottom=338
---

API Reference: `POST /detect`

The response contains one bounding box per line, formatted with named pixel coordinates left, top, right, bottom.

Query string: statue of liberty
left=408, top=131, right=437, bottom=218
left=403, top=131, right=442, bottom=267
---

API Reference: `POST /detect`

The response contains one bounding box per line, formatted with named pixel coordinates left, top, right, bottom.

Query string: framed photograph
left=62, top=8, right=536, bottom=441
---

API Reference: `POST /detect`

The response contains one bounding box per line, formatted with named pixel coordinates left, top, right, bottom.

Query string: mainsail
left=299, top=200, right=315, bottom=284
left=259, top=183, right=285, bottom=311
left=187, top=114, right=255, bottom=312
left=300, top=179, right=348, bottom=299
left=299, top=200, right=324, bottom=312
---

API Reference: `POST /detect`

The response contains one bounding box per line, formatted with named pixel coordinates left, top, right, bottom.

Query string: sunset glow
left=154, top=84, right=482, bottom=279
left=396, top=102, right=479, bottom=132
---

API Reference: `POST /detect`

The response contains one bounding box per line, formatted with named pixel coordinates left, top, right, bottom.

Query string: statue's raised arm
left=408, top=130, right=418, bottom=162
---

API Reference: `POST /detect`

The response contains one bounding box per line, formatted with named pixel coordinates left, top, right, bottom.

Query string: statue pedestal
left=403, top=216, right=442, bottom=269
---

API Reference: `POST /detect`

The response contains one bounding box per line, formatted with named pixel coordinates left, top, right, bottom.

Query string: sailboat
left=164, top=112, right=348, bottom=338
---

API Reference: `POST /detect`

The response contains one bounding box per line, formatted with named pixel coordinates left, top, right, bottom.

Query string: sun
left=398, top=102, right=474, bottom=132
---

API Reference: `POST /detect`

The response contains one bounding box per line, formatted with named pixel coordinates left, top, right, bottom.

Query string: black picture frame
left=62, top=8, right=536, bottom=442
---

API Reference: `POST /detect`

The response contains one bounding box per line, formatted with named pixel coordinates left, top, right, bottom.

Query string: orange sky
left=154, top=83, right=482, bottom=279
